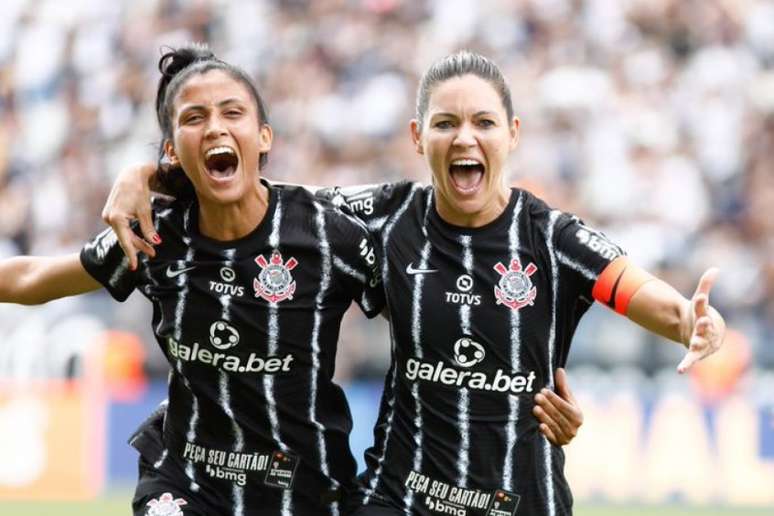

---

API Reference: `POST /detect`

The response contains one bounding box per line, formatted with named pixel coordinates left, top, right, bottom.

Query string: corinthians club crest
left=145, top=492, right=187, bottom=516
left=493, top=258, right=538, bottom=312
left=254, top=251, right=298, bottom=303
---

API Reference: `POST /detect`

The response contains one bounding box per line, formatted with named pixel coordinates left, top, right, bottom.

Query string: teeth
left=451, top=159, right=481, bottom=166
left=205, top=146, right=236, bottom=158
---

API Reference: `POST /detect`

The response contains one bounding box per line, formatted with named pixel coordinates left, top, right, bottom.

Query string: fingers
left=677, top=350, right=701, bottom=374
left=132, top=233, right=157, bottom=259
left=691, top=268, right=718, bottom=318
left=538, top=423, right=558, bottom=445
left=533, top=388, right=581, bottom=445
left=138, top=206, right=161, bottom=245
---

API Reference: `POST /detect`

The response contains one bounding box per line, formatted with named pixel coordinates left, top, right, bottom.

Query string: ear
left=409, top=119, right=423, bottom=155
left=163, top=140, right=180, bottom=166
left=509, top=116, right=521, bottom=150
left=258, top=123, right=273, bottom=152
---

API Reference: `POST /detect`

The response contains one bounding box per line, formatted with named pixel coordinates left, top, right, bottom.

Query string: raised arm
left=101, top=163, right=159, bottom=271
left=0, top=254, right=102, bottom=305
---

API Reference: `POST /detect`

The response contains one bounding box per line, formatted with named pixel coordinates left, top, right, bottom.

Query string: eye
left=478, top=119, right=495, bottom=128
left=224, top=109, right=243, bottom=118
left=434, top=120, right=454, bottom=129
left=183, top=113, right=203, bottom=124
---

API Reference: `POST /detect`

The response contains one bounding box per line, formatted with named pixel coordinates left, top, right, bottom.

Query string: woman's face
left=164, top=69, right=272, bottom=206
left=411, top=74, right=519, bottom=227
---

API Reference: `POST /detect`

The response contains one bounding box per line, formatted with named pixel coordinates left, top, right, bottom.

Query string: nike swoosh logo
left=406, top=263, right=438, bottom=275
left=166, top=265, right=196, bottom=278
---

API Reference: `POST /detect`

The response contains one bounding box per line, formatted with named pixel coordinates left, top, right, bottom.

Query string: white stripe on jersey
left=265, top=193, right=293, bottom=516
left=364, top=185, right=422, bottom=508
left=541, top=209, right=562, bottom=516
left=503, top=192, right=524, bottom=491
left=216, top=248, right=246, bottom=516
left=108, top=256, right=129, bottom=288
left=403, top=199, right=433, bottom=513
left=556, top=250, right=598, bottom=281
left=310, top=203, right=338, bottom=516
left=332, top=255, right=367, bottom=284
left=456, top=235, right=473, bottom=486
left=380, top=184, right=420, bottom=284
left=171, top=223, right=200, bottom=492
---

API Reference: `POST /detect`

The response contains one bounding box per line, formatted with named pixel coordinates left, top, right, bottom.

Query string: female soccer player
left=0, top=45, right=387, bottom=515
left=103, top=51, right=723, bottom=515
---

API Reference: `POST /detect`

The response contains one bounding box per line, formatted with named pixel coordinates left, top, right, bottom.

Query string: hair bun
left=159, top=43, right=216, bottom=80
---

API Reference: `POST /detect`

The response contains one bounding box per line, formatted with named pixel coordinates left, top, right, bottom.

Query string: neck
left=197, top=181, right=270, bottom=241
left=435, top=187, right=510, bottom=228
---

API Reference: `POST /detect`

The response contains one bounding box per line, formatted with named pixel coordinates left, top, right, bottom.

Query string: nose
left=452, top=122, right=476, bottom=147
left=204, top=114, right=227, bottom=140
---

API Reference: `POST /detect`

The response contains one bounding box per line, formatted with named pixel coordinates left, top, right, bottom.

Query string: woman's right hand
left=101, top=163, right=160, bottom=271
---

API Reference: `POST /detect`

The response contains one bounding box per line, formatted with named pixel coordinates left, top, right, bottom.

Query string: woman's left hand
left=533, top=368, right=583, bottom=446
left=677, top=268, right=726, bottom=374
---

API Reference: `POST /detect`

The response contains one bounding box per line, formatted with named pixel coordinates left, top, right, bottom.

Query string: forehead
left=426, top=74, right=505, bottom=116
left=174, top=69, right=253, bottom=109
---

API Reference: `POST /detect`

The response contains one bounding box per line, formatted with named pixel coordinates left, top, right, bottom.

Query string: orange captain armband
left=591, top=257, right=654, bottom=315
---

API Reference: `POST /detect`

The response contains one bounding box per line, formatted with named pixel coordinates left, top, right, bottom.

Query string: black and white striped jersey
left=81, top=182, right=384, bottom=515
left=322, top=181, right=624, bottom=516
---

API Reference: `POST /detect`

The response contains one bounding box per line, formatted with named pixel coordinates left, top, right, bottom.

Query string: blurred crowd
left=0, top=0, right=772, bottom=383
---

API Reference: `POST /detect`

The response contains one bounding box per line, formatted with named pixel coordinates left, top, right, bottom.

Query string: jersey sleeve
left=327, top=211, right=386, bottom=319
left=552, top=213, right=626, bottom=305
left=315, top=181, right=415, bottom=232
left=79, top=226, right=140, bottom=302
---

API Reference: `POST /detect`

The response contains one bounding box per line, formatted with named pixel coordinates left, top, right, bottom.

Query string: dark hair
left=415, top=51, right=514, bottom=129
left=153, top=44, right=270, bottom=197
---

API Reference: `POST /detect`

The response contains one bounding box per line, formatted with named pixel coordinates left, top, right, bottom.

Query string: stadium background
left=0, top=0, right=772, bottom=514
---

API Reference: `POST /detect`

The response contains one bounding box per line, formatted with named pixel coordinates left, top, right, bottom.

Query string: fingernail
left=541, top=388, right=549, bottom=395
left=152, top=234, right=162, bottom=244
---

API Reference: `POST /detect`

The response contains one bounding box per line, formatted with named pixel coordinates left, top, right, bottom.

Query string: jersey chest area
left=383, top=220, right=552, bottom=348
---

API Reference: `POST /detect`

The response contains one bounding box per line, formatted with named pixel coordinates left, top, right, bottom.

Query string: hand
left=533, top=368, right=583, bottom=445
left=101, top=163, right=159, bottom=271
left=677, top=267, right=726, bottom=374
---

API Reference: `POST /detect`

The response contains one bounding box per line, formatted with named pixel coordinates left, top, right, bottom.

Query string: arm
left=101, top=163, right=159, bottom=271
left=533, top=368, right=583, bottom=445
left=625, top=267, right=725, bottom=373
left=0, top=254, right=102, bottom=305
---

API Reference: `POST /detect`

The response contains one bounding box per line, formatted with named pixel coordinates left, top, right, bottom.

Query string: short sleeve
left=552, top=213, right=625, bottom=303
left=326, top=211, right=386, bottom=319
left=316, top=181, right=416, bottom=233
left=80, top=227, right=140, bottom=302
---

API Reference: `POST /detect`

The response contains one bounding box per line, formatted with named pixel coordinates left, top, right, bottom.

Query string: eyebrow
left=430, top=110, right=498, bottom=118
left=178, top=98, right=245, bottom=114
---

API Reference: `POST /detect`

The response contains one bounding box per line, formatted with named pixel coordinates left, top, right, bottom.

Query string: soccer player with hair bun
left=0, top=44, right=387, bottom=515
left=105, top=51, right=725, bottom=515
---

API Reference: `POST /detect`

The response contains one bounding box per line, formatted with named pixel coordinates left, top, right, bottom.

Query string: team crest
left=493, top=258, right=538, bottom=312
left=253, top=251, right=298, bottom=303
left=145, top=492, right=187, bottom=516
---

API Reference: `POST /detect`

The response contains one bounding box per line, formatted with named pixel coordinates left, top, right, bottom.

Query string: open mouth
left=204, top=146, right=238, bottom=180
left=449, top=158, right=484, bottom=194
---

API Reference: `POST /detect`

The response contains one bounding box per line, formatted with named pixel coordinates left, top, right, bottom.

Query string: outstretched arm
left=594, top=258, right=725, bottom=373
left=533, top=368, right=583, bottom=445
left=626, top=267, right=724, bottom=373
left=0, top=254, right=102, bottom=305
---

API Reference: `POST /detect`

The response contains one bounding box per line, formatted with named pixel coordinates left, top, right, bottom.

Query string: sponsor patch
left=486, top=490, right=521, bottom=515
left=264, top=450, right=299, bottom=489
